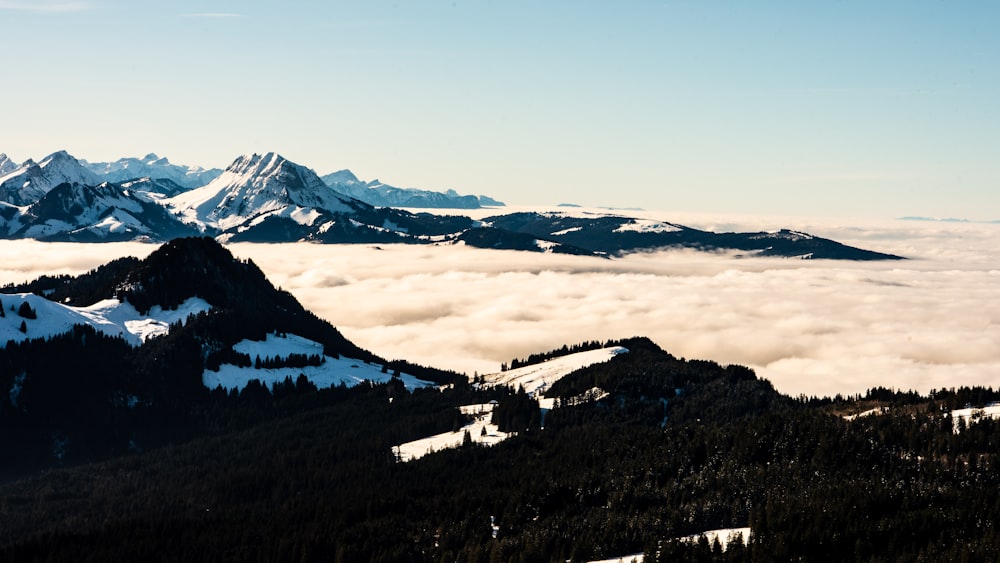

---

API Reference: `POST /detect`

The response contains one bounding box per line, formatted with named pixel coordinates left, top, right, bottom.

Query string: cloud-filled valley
left=1, top=213, right=996, bottom=397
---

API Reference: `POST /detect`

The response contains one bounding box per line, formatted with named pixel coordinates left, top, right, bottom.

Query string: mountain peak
left=323, top=169, right=360, bottom=184
left=39, top=149, right=74, bottom=165
left=0, top=153, right=18, bottom=175
left=0, top=150, right=100, bottom=206
left=168, top=152, right=360, bottom=232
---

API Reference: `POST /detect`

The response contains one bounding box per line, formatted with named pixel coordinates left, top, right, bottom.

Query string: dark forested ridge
left=1, top=334, right=1000, bottom=561
left=0, top=240, right=991, bottom=562
left=0, top=237, right=460, bottom=480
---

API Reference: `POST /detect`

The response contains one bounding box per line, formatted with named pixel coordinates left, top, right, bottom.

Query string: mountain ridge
left=0, top=150, right=905, bottom=260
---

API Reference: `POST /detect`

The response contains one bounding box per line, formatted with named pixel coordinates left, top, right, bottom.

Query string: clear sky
left=1, top=1, right=997, bottom=219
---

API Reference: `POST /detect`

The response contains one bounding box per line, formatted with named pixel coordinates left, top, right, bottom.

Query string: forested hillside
left=2, top=337, right=999, bottom=562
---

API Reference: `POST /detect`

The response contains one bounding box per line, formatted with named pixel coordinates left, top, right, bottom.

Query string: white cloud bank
left=0, top=213, right=997, bottom=398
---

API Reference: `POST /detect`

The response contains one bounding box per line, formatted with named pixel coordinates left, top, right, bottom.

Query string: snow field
left=613, top=218, right=682, bottom=234
left=202, top=331, right=434, bottom=392
left=587, top=527, right=751, bottom=563
left=0, top=293, right=210, bottom=346
left=395, top=347, right=628, bottom=462
left=680, top=527, right=751, bottom=550
left=393, top=402, right=511, bottom=463
left=479, top=346, right=629, bottom=396
left=948, top=403, right=1000, bottom=433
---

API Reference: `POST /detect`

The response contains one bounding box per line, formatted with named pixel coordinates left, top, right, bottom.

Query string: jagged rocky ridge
left=0, top=150, right=904, bottom=259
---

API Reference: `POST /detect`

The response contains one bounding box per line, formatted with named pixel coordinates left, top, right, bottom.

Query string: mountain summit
left=0, top=150, right=100, bottom=206
left=168, top=152, right=366, bottom=232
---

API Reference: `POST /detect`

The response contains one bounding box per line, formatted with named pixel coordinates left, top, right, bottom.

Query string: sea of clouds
left=1, top=211, right=996, bottom=398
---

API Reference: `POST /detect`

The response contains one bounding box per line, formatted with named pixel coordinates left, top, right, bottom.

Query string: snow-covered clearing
left=394, top=402, right=511, bottom=463
left=202, top=332, right=434, bottom=392
left=0, top=293, right=209, bottom=346
left=588, top=555, right=644, bottom=563
left=842, top=407, right=887, bottom=421
left=394, top=347, right=628, bottom=462
left=613, top=218, right=682, bottom=234
left=589, top=526, right=751, bottom=563
left=949, top=403, right=1000, bottom=432
left=680, top=527, right=751, bottom=551
left=480, top=346, right=628, bottom=397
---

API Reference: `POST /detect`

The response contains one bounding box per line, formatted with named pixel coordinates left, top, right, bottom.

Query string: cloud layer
left=1, top=216, right=997, bottom=398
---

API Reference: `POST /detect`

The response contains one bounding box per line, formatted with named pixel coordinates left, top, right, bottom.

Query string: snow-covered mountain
left=0, top=149, right=904, bottom=260
left=10, top=181, right=200, bottom=242
left=81, top=153, right=222, bottom=190
left=0, top=150, right=101, bottom=206
left=168, top=152, right=368, bottom=233
left=322, top=169, right=504, bottom=209
left=0, top=153, right=19, bottom=176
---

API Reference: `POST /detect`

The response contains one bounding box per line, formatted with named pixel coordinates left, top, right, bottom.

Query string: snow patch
left=394, top=402, right=512, bottom=462
left=480, top=347, right=628, bottom=398
left=0, top=294, right=210, bottom=346
left=535, top=239, right=559, bottom=252
left=614, top=219, right=682, bottom=234
left=395, top=348, right=629, bottom=463
left=551, top=226, right=583, bottom=236
left=680, top=527, right=751, bottom=551
left=588, top=556, right=644, bottom=563
left=949, top=403, right=1000, bottom=432
left=202, top=332, right=435, bottom=392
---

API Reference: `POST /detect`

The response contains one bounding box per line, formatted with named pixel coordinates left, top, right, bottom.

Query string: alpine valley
left=0, top=150, right=903, bottom=260
left=2, top=236, right=1000, bottom=562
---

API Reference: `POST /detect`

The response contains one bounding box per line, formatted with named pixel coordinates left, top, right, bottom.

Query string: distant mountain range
left=0, top=149, right=904, bottom=260
left=322, top=169, right=504, bottom=209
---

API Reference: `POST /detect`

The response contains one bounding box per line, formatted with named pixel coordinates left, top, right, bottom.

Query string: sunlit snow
left=680, top=527, right=751, bottom=551
left=480, top=346, right=628, bottom=397
left=588, top=555, right=644, bottom=563
left=0, top=293, right=210, bottom=345
left=613, top=219, right=682, bottom=234
left=948, top=403, right=1000, bottom=432
left=395, top=347, right=628, bottom=462
left=202, top=332, right=435, bottom=392
left=394, top=402, right=511, bottom=462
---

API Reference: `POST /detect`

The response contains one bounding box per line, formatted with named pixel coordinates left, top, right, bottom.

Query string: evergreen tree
left=16, top=302, right=36, bottom=320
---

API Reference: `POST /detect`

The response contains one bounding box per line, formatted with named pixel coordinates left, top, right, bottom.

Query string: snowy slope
left=948, top=403, right=1000, bottom=432
left=395, top=347, right=629, bottom=462
left=168, top=152, right=360, bottom=232
left=588, top=527, right=751, bottom=563
left=0, top=150, right=101, bottom=206
left=0, top=293, right=210, bottom=346
left=680, top=527, right=752, bottom=550
left=613, top=218, right=683, bottom=234
left=481, top=346, right=629, bottom=397
left=202, top=331, right=435, bottom=391
left=12, top=181, right=199, bottom=241
left=394, top=402, right=512, bottom=462
left=82, top=153, right=222, bottom=189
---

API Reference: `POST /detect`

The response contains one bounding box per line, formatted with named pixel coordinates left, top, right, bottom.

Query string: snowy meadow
left=1, top=212, right=997, bottom=398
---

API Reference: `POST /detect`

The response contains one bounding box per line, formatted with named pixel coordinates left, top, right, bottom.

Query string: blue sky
left=1, top=1, right=997, bottom=218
